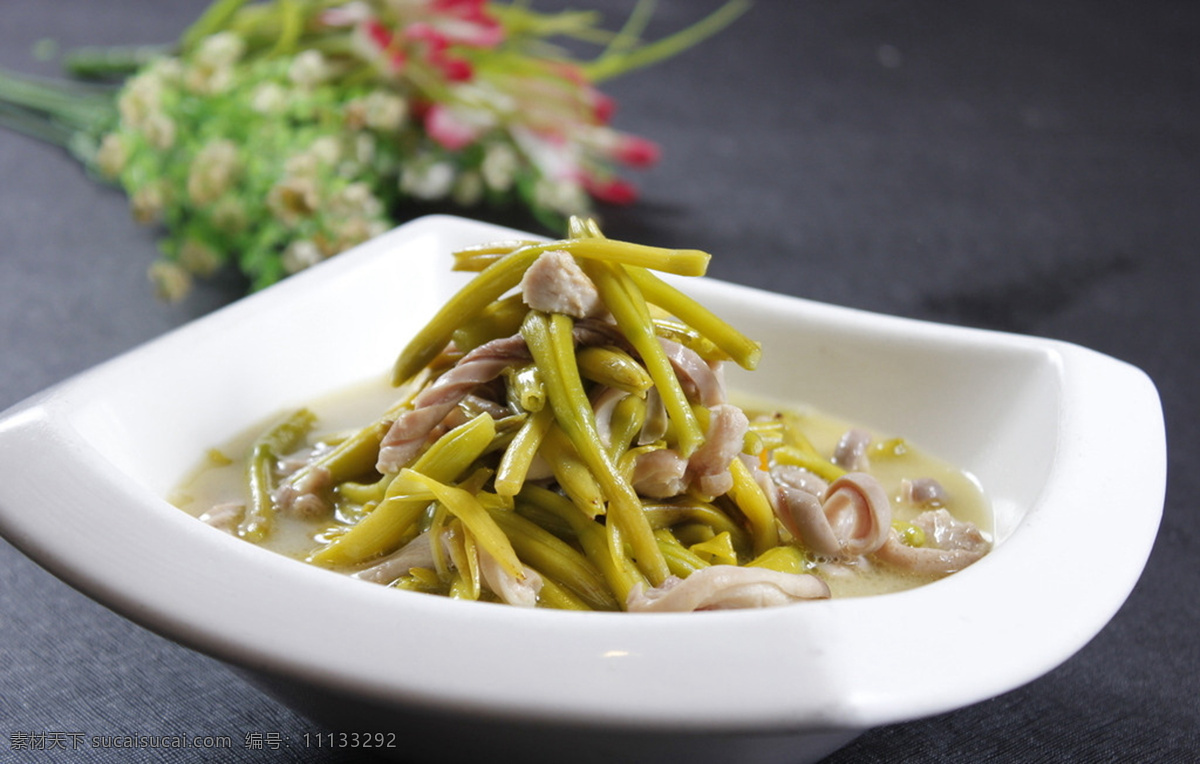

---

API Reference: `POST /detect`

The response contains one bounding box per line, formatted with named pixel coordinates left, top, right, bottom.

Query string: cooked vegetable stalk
left=577, top=346, right=654, bottom=395
left=627, top=266, right=762, bottom=370
left=539, top=423, right=606, bottom=518
left=391, top=245, right=544, bottom=385
left=494, top=405, right=554, bottom=497
left=605, top=394, right=647, bottom=465
left=773, top=445, right=846, bottom=482
left=452, top=240, right=542, bottom=271
left=583, top=260, right=705, bottom=457
left=239, top=408, right=315, bottom=542
left=522, top=309, right=669, bottom=585
left=396, top=235, right=712, bottom=385
left=504, top=363, right=547, bottom=412
left=644, top=502, right=752, bottom=550
left=452, top=293, right=530, bottom=354
left=747, top=545, right=807, bottom=574
left=517, top=484, right=644, bottom=603
left=655, top=529, right=711, bottom=577
left=561, top=238, right=710, bottom=277
left=487, top=507, right=618, bottom=611
left=727, top=457, right=781, bottom=555
left=450, top=238, right=711, bottom=277
left=285, top=420, right=388, bottom=493
left=535, top=577, right=593, bottom=610
left=310, top=413, right=496, bottom=565
left=399, top=469, right=525, bottom=581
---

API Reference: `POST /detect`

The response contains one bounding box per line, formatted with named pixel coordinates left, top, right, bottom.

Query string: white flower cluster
left=7, top=0, right=741, bottom=300
left=101, top=37, right=405, bottom=297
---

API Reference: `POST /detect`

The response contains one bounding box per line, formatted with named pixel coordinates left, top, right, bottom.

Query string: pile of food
left=175, top=219, right=991, bottom=611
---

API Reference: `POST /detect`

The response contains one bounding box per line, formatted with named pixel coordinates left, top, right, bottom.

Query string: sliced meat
left=478, top=546, right=544, bottom=608
left=520, top=250, right=601, bottom=318
left=630, top=404, right=748, bottom=499
left=626, top=566, right=830, bottom=612
left=901, top=477, right=948, bottom=507
left=272, top=464, right=333, bottom=520
left=660, top=337, right=725, bottom=406
left=199, top=502, right=244, bottom=534
left=874, top=508, right=990, bottom=576
left=771, top=464, right=830, bottom=499
left=832, top=428, right=872, bottom=472
left=591, top=386, right=629, bottom=449
left=686, top=403, right=749, bottom=496
left=775, top=472, right=892, bottom=558
left=377, top=335, right=531, bottom=472
left=378, top=322, right=623, bottom=473
left=352, top=532, right=437, bottom=584
left=632, top=448, right=689, bottom=498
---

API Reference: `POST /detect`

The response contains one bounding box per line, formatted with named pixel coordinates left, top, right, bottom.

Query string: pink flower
left=349, top=1, right=504, bottom=81
left=428, top=0, right=504, bottom=48
left=589, top=90, right=616, bottom=124
left=544, top=62, right=614, bottom=124
left=511, top=125, right=578, bottom=181
left=582, top=174, right=639, bottom=205
left=425, top=103, right=485, bottom=149
left=577, top=128, right=660, bottom=168
left=609, top=134, right=660, bottom=167
left=336, top=0, right=660, bottom=208
left=358, top=18, right=406, bottom=72
left=405, top=22, right=474, bottom=82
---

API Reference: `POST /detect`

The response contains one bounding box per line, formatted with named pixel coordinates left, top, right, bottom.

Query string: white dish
left=0, top=215, right=1166, bottom=763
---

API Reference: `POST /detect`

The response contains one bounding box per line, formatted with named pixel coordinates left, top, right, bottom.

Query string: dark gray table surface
left=2, top=1, right=1197, bottom=762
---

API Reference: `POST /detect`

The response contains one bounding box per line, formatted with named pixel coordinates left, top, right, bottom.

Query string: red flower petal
left=590, top=91, right=616, bottom=124
left=611, top=135, right=660, bottom=167
left=364, top=18, right=394, bottom=49
left=425, top=104, right=482, bottom=150
left=405, top=22, right=449, bottom=51
left=583, top=175, right=639, bottom=205
left=439, top=57, right=474, bottom=81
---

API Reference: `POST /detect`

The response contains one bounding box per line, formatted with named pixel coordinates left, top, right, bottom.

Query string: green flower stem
left=0, top=102, right=73, bottom=147
left=269, top=0, right=307, bottom=56
left=180, top=0, right=251, bottom=53
left=64, top=44, right=173, bottom=80
left=0, top=69, right=115, bottom=132
left=585, top=0, right=752, bottom=82
left=598, top=0, right=657, bottom=58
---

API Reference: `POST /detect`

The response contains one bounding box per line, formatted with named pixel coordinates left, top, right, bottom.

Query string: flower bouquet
left=0, top=0, right=746, bottom=299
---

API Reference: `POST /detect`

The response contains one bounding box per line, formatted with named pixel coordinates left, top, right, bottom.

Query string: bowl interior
left=70, top=223, right=1057, bottom=545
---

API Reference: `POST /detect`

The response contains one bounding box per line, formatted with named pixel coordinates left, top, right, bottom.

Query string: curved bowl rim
left=0, top=215, right=1167, bottom=735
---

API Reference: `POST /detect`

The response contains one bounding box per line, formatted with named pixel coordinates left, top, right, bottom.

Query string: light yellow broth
left=171, top=374, right=403, bottom=560
left=173, top=379, right=992, bottom=600
left=732, top=394, right=991, bottom=598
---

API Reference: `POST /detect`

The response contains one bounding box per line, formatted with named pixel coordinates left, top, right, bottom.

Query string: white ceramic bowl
left=0, top=216, right=1166, bottom=763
